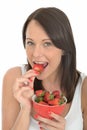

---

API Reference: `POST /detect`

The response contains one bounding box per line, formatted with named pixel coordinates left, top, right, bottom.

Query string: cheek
left=47, top=48, right=63, bottom=62
left=50, top=53, right=62, bottom=66
left=26, top=49, right=32, bottom=60
left=56, top=54, right=62, bottom=63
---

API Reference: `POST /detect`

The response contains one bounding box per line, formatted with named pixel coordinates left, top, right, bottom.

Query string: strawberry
left=43, top=91, right=54, bottom=102
left=52, top=90, right=60, bottom=98
left=33, top=64, right=44, bottom=73
left=34, top=90, right=66, bottom=106
left=48, top=98, right=60, bottom=106
left=39, top=101, right=48, bottom=105
left=35, top=90, right=45, bottom=97
left=59, top=96, right=66, bottom=105
left=35, top=96, right=43, bottom=103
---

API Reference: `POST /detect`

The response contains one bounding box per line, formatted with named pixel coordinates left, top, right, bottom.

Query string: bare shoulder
left=82, top=76, right=87, bottom=107
left=81, top=76, right=87, bottom=130
left=2, top=66, right=22, bottom=104
left=3, top=66, right=22, bottom=81
left=82, top=76, right=87, bottom=102
left=2, top=66, right=22, bottom=106
left=2, top=66, right=22, bottom=91
left=2, top=66, right=22, bottom=129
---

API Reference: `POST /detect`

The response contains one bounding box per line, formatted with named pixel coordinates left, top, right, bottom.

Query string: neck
left=42, top=75, right=61, bottom=93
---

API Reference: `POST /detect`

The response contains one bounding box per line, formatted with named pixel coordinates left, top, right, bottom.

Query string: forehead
left=26, top=20, right=49, bottom=39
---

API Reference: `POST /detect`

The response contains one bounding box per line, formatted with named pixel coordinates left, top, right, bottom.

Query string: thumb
left=29, top=76, right=35, bottom=89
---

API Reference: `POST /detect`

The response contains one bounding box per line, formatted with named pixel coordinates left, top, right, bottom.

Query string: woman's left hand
left=38, top=112, right=66, bottom=130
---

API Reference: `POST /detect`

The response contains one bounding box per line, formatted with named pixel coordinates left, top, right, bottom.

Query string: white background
left=0, top=0, right=87, bottom=129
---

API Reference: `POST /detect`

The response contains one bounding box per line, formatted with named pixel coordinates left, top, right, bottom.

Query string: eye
left=26, top=41, right=34, bottom=46
left=44, top=42, right=53, bottom=47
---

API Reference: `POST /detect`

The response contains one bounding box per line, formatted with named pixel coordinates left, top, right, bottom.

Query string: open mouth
left=33, top=62, right=48, bottom=73
left=33, top=62, right=48, bottom=68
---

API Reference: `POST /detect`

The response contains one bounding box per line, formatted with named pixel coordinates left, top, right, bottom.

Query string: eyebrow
left=26, top=38, right=33, bottom=41
left=26, top=38, right=51, bottom=42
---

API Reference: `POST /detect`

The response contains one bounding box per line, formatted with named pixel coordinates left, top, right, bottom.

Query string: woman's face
left=25, top=20, right=63, bottom=80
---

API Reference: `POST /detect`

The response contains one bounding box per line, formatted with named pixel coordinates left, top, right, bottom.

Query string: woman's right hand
left=13, top=69, right=38, bottom=111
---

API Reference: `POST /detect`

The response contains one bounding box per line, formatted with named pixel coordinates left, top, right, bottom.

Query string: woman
left=2, top=7, right=87, bottom=130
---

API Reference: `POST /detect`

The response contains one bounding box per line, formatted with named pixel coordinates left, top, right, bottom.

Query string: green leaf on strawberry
left=35, top=96, right=43, bottom=103
left=35, top=90, right=45, bottom=97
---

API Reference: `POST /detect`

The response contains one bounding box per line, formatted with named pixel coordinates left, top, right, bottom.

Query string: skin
left=25, top=20, right=64, bottom=91
left=2, top=20, right=87, bottom=130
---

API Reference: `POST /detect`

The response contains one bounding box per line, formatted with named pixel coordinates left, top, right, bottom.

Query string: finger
left=23, top=69, right=39, bottom=79
left=39, top=122, right=57, bottom=130
left=13, top=86, right=34, bottom=99
left=16, top=77, right=29, bottom=83
left=50, top=112, right=66, bottom=129
left=39, top=127, right=45, bottom=130
left=13, top=77, right=35, bottom=99
left=38, top=115, right=65, bottom=129
left=50, top=112, right=66, bottom=122
left=21, top=87, right=34, bottom=97
left=14, top=77, right=30, bottom=90
left=29, top=76, right=35, bottom=89
left=37, top=116, right=55, bottom=126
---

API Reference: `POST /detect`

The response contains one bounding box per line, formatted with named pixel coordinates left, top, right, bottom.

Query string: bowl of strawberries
left=32, top=90, right=67, bottom=118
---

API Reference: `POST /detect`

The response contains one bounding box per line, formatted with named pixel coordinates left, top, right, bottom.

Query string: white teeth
left=34, top=61, right=45, bottom=64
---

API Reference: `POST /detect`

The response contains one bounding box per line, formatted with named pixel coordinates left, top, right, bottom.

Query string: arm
left=2, top=67, right=38, bottom=130
left=2, top=67, right=22, bottom=130
left=82, top=77, right=87, bottom=130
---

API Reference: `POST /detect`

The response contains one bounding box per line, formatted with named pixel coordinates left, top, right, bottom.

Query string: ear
left=62, top=50, right=65, bottom=56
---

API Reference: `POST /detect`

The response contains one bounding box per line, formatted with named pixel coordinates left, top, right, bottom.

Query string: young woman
left=2, top=7, right=87, bottom=130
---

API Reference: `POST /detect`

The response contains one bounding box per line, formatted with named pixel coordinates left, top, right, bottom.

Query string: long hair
left=22, top=7, right=79, bottom=103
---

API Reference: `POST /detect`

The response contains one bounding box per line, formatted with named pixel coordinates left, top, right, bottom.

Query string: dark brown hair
left=22, top=7, right=79, bottom=103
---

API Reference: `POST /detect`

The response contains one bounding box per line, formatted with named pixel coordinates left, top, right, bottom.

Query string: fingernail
left=29, top=78, right=33, bottom=82
left=34, top=114, right=38, bottom=119
left=40, top=127, right=43, bottom=130
left=24, top=82, right=29, bottom=85
left=38, top=121, right=40, bottom=125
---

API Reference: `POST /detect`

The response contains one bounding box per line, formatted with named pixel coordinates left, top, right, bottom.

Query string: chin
left=36, top=75, right=46, bottom=80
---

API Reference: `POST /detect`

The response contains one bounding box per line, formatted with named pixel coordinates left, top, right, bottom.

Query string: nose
left=33, top=45, right=42, bottom=58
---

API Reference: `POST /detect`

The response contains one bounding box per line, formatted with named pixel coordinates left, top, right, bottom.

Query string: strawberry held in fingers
left=33, top=64, right=44, bottom=73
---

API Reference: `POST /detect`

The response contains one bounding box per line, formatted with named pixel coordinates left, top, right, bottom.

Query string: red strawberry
left=48, top=98, right=60, bottom=106
left=52, top=90, right=60, bottom=98
left=34, top=89, right=66, bottom=106
left=33, top=64, right=44, bottom=73
left=35, top=90, right=45, bottom=97
left=39, top=101, right=48, bottom=105
left=44, top=91, right=54, bottom=102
